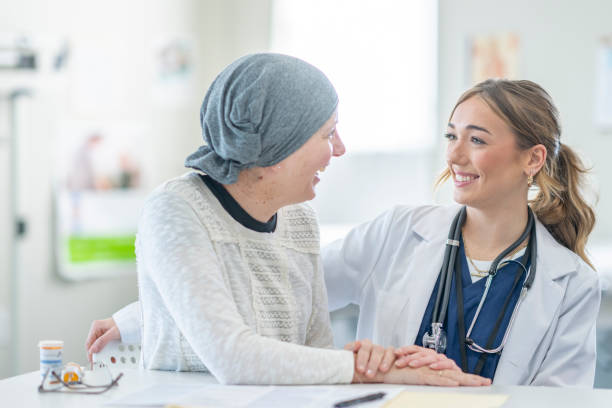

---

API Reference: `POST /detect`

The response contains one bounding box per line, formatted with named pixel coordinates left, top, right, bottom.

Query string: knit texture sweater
left=136, top=172, right=354, bottom=384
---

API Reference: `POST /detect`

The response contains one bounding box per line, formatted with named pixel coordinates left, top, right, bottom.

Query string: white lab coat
left=323, top=204, right=601, bottom=387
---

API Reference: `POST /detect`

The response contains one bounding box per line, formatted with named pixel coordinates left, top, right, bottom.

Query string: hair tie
left=553, top=138, right=561, bottom=158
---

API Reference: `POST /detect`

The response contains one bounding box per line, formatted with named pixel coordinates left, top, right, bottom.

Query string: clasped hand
left=345, top=340, right=490, bottom=386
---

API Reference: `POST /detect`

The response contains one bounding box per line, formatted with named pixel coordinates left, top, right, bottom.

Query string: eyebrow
left=447, top=123, right=492, bottom=135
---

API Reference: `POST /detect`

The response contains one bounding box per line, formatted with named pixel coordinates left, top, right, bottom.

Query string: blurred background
left=1, top=0, right=612, bottom=387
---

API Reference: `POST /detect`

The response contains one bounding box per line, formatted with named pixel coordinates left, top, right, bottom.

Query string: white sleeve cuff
left=112, top=301, right=142, bottom=344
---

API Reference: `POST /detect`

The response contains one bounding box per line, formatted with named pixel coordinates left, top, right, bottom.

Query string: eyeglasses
left=37, top=363, right=123, bottom=395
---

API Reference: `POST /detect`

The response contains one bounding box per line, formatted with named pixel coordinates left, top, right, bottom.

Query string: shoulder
left=278, top=202, right=320, bottom=254
left=383, top=204, right=461, bottom=241
left=280, top=201, right=318, bottom=224
left=535, top=220, right=600, bottom=293
left=147, top=172, right=204, bottom=204
left=140, top=173, right=233, bottom=238
left=387, top=204, right=459, bottom=222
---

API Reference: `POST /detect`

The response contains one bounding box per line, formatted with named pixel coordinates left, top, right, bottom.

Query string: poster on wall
left=595, top=37, right=612, bottom=130
left=55, top=121, right=149, bottom=280
left=469, top=33, right=520, bottom=85
left=150, top=35, right=195, bottom=108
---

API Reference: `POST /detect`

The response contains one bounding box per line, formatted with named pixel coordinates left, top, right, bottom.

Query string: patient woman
left=87, top=53, right=488, bottom=386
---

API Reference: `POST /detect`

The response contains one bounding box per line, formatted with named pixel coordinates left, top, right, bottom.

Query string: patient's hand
left=394, top=345, right=460, bottom=372
left=85, top=317, right=120, bottom=362
left=344, top=339, right=395, bottom=379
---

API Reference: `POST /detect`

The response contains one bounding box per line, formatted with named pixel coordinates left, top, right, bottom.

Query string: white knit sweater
left=135, top=172, right=354, bottom=384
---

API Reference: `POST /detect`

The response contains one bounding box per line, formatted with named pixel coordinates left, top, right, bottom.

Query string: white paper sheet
left=107, top=383, right=404, bottom=408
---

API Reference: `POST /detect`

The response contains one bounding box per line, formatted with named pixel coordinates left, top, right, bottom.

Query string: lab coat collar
left=411, top=204, right=577, bottom=282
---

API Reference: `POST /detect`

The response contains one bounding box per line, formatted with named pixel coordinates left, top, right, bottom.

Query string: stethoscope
left=422, top=206, right=537, bottom=374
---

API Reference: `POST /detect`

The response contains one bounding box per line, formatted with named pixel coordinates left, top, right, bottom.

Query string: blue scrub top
left=415, top=238, right=529, bottom=380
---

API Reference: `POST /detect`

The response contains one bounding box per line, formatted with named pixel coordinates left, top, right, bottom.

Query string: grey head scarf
left=185, top=53, right=338, bottom=184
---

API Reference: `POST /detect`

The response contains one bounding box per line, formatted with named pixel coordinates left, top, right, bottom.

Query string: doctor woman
left=324, top=79, right=600, bottom=386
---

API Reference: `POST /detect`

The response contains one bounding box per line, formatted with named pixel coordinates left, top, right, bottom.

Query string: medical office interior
left=1, top=0, right=612, bottom=387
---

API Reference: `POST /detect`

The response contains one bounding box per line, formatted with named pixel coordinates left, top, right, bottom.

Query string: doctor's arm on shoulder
left=530, top=265, right=601, bottom=387
left=323, top=207, right=402, bottom=311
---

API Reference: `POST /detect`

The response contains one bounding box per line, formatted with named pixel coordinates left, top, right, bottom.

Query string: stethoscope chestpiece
left=422, top=322, right=447, bottom=354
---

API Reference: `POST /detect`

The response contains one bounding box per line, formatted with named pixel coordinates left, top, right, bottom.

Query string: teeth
left=455, top=174, right=477, bottom=182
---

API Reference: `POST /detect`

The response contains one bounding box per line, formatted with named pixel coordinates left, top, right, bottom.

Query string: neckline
left=199, top=174, right=277, bottom=233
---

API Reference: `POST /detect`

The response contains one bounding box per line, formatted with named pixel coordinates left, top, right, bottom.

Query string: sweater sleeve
left=112, top=301, right=142, bottom=345
left=138, top=191, right=354, bottom=385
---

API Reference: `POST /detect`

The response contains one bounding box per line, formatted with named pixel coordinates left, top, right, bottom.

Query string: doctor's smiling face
left=445, top=96, right=532, bottom=210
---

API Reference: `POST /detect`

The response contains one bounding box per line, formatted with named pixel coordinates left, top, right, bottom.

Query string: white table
left=2, top=368, right=612, bottom=407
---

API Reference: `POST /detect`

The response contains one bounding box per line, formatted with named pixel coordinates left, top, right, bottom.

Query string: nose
left=446, top=136, right=467, bottom=164
left=331, top=130, right=346, bottom=157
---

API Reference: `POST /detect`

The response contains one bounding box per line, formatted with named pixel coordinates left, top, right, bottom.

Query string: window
left=270, top=0, right=438, bottom=152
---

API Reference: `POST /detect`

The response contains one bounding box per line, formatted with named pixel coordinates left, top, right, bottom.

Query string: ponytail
left=530, top=143, right=596, bottom=269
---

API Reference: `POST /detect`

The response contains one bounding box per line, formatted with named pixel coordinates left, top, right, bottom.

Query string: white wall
left=0, top=0, right=271, bottom=378
left=0, top=98, right=12, bottom=379
left=437, top=0, right=612, bottom=243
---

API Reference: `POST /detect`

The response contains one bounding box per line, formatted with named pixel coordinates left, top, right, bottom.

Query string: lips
left=313, top=164, right=329, bottom=183
left=452, top=170, right=479, bottom=186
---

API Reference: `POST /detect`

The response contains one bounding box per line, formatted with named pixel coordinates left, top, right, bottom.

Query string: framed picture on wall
left=54, top=120, right=148, bottom=281
left=595, top=36, right=612, bottom=130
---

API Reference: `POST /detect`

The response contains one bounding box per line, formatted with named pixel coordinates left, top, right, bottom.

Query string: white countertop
left=2, top=368, right=612, bottom=407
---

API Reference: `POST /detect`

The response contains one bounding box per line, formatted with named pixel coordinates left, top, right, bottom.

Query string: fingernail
left=409, top=360, right=418, bottom=367
left=358, top=365, right=364, bottom=372
left=381, top=364, right=388, bottom=370
left=366, top=369, right=374, bottom=377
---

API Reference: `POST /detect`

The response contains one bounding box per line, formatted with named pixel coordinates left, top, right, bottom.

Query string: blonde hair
left=436, top=79, right=595, bottom=268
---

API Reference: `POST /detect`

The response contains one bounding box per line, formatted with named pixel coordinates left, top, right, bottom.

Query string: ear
left=524, top=144, right=547, bottom=176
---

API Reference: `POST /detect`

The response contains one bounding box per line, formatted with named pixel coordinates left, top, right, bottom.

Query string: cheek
left=315, top=144, right=333, bottom=167
left=476, top=150, right=521, bottom=180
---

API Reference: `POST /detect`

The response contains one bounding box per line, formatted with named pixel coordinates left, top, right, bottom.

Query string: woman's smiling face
left=445, top=96, right=530, bottom=209
left=275, top=110, right=345, bottom=204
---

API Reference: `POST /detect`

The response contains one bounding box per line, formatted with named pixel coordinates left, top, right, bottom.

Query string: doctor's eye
left=471, top=136, right=486, bottom=145
left=444, top=133, right=456, bottom=141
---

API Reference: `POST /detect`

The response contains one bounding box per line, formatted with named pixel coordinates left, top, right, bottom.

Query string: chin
left=453, top=192, right=472, bottom=206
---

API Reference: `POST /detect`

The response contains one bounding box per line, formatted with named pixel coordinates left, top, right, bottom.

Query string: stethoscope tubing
left=433, top=207, right=466, bottom=325
left=431, top=206, right=537, bottom=355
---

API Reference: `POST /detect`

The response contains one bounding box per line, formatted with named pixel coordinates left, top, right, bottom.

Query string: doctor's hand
left=393, top=345, right=460, bottom=372
left=386, top=365, right=491, bottom=387
left=352, top=360, right=491, bottom=386
left=344, top=339, right=395, bottom=379
left=85, top=317, right=120, bottom=362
